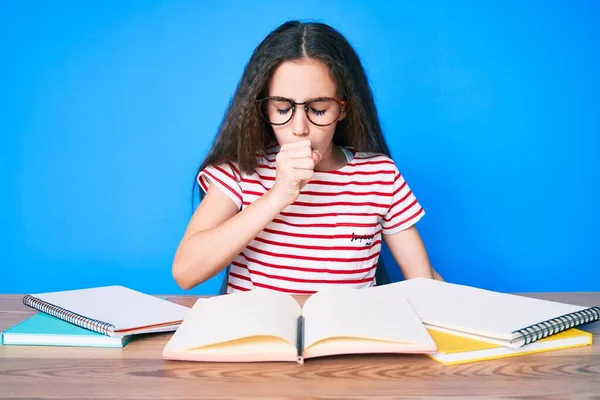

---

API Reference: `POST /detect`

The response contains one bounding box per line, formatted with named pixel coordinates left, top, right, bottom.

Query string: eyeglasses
left=255, top=96, right=346, bottom=127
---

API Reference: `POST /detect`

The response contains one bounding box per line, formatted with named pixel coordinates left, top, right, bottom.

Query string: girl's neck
left=314, top=144, right=348, bottom=172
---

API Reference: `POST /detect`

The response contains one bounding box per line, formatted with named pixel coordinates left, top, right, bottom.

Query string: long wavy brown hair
left=193, top=20, right=391, bottom=204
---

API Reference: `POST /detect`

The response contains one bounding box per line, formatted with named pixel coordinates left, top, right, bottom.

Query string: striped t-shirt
left=197, top=146, right=425, bottom=295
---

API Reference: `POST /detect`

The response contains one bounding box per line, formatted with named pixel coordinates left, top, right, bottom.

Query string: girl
left=173, top=20, right=442, bottom=293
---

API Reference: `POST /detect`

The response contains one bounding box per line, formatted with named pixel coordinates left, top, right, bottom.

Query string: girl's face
left=266, top=58, right=346, bottom=156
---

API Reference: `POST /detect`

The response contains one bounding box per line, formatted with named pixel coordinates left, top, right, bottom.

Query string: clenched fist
left=270, top=139, right=322, bottom=206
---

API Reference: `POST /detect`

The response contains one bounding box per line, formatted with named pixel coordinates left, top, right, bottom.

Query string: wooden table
left=1, top=293, right=599, bottom=399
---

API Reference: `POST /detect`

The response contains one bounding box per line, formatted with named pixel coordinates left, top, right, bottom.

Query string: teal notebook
left=1, top=313, right=132, bottom=348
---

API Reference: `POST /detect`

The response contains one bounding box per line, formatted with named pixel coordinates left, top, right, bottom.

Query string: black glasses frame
left=255, top=96, right=346, bottom=127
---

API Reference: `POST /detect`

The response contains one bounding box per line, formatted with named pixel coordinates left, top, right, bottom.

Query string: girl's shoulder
left=199, top=146, right=275, bottom=179
left=258, top=145, right=279, bottom=165
left=343, top=147, right=399, bottom=172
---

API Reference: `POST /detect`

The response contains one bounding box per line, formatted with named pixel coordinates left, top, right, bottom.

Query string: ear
left=337, top=101, right=348, bottom=121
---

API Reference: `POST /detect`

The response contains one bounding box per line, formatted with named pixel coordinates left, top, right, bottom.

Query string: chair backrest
left=219, top=265, right=230, bottom=295
left=374, top=256, right=391, bottom=286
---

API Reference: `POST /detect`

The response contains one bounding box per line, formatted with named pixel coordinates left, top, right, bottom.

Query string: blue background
left=1, top=1, right=598, bottom=295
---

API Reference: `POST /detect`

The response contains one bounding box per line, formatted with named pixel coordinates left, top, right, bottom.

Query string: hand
left=270, top=139, right=322, bottom=206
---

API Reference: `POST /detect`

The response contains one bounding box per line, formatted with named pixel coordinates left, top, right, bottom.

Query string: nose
left=291, top=105, right=309, bottom=137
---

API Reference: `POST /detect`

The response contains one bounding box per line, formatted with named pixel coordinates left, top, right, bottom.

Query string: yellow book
left=426, top=328, right=592, bottom=366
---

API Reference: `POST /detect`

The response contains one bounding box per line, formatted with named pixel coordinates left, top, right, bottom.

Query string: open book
left=384, top=278, right=600, bottom=348
left=162, top=286, right=437, bottom=363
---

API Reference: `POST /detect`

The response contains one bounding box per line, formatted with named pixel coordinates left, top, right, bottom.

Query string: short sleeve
left=380, top=165, right=425, bottom=235
left=197, top=162, right=243, bottom=209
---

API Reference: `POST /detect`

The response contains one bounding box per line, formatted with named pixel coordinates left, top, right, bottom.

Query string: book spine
left=296, top=315, right=304, bottom=364
left=513, top=306, right=600, bottom=346
left=22, top=295, right=115, bottom=335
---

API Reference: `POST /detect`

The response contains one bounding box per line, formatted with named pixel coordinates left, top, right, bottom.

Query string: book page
left=384, top=278, right=591, bottom=341
left=301, top=285, right=436, bottom=351
left=164, top=289, right=302, bottom=352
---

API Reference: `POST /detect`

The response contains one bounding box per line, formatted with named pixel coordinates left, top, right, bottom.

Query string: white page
left=30, top=285, right=190, bottom=331
left=164, top=289, right=302, bottom=351
left=301, top=286, right=436, bottom=349
left=385, top=278, right=590, bottom=340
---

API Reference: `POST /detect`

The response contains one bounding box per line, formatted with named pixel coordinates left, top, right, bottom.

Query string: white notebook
left=384, top=278, right=600, bottom=348
left=23, top=285, right=191, bottom=337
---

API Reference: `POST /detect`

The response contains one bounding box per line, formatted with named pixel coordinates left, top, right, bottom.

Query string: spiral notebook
left=384, top=278, right=599, bottom=348
left=22, top=285, right=191, bottom=337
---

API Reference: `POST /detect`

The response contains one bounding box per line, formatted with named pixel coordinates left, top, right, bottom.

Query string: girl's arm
left=382, top=226, right=444, bottom=281
left=172, top=139, right=321, bottom=290
left=172, top=184, right=289, bottom=289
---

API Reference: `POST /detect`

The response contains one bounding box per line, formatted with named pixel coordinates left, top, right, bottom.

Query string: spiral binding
left=22, top=295, right=115, bottom=335
left=513, top=306, right=600, bottom=346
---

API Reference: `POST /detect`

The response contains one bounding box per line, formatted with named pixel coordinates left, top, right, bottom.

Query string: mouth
left=279, top=139, right=314, bottom=148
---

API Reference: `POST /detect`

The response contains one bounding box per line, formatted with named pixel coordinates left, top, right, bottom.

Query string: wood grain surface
left=1, top=293, right=599, bottom=399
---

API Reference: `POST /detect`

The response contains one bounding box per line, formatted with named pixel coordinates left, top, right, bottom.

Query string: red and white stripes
left=198, top=147, right=424, bottom=294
